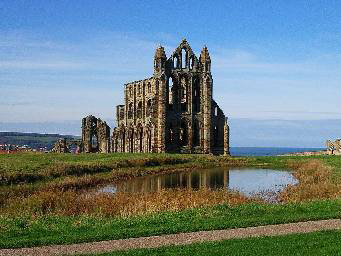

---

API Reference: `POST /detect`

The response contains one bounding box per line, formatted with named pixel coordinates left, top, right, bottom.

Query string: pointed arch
left=214, top=125, right=219, bottom=147
left=193, top=120, right=200, bottom=147
left=146, top=99, right=152, bottom=116
left=129, top=128, right=134, bottom=153
left=128, top=103, right=133, bottom=119
left=91, top=133, right=98, bottom=152
left=137, top=125, right=143, bottom=152
left=145, top=122, right=154, bottom=153
left=173, top=55, right=179, bottom=68
left=137, top=101, right=142, bottom=118
left=189, top=56, right=194, bottom=69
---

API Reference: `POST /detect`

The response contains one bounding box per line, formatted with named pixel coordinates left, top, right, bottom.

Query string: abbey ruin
left=53, top=39, right=229, bottom=155
left=112, top=39, right=229, bottom=155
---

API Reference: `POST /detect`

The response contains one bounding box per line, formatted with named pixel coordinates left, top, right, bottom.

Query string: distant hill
left=0, top=132, right=80, bottom=150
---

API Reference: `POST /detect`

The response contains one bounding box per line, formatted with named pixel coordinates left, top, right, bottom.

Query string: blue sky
left=1, top=0, right=341, bottom=125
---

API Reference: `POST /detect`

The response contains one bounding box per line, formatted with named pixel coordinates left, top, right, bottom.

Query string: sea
left=230, top=147, right=324, bottom=157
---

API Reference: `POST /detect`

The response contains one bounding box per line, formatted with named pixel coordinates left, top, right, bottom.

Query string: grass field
left=1, top=153, right=341, bottom=249
left=79, top=230, right=341, bottom=256
left=1, top=200, right=341, bottom=249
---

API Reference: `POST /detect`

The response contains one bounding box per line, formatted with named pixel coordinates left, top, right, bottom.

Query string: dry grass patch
left=1, top=188, right=256, bottom=218
left=280, top=160, right=341, bottom=202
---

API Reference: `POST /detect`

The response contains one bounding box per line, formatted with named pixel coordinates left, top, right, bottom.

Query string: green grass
left=1, top=199, right=341, bottom=249
left=81, top=230, right=341, bottom=256
left=0, top=153, right=198, bottom=185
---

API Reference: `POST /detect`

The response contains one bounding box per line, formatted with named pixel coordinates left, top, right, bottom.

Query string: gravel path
left=1, top=219, right=341, bottom=256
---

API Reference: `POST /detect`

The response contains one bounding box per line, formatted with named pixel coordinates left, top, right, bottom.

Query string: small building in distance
left=112, top=39, right=229, bottom=155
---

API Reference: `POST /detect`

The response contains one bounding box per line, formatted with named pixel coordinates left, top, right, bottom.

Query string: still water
left=98, top=168, right=298, bottom=201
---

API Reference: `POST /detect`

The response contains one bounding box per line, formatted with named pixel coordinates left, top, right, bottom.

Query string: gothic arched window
left=189, top=56, right=194, bottom=69
left=173, top=56, right=178, bottom=68
left=181, top=77, right=187, bottom=102
left=168, top=77, right=173, bottom=106
left=128, top=103, right=133, bottom=119
left=137, top=101, right=143, bottom=118
left=181, top=48, right=187, bottom=68
left=146, top=99, right=152, bottom=116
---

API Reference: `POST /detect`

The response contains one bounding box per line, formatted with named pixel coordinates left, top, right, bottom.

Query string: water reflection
left=98, top=168, right=298, bottom=199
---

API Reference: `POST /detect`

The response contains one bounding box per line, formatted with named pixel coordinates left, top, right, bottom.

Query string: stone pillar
left=157, top=76, right=166, bottom=153
left=125, top=85, right=128, bottom=125
left=125, top=130, right=129, bottom=153
left=142, top=82, right=146, bottom=120
left=188, top=76, right=193, bottom=152
left=203, top=76, right=212, bottom=154
left=188, top=119, right=193, bottom=152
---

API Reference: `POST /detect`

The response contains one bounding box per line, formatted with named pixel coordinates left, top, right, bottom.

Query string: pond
left=97, top=168, right=298, bottom=202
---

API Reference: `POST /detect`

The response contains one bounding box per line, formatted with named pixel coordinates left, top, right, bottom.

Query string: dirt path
left=1, top=219, right=341, bottom=256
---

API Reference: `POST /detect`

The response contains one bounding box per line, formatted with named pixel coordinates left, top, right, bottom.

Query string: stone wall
left=82, top=115, right=110, bottom=153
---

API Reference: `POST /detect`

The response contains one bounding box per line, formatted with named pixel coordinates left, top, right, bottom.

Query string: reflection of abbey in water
left=115, top=169, right=230, bottom=193
left=111, top=39, right=230, bottom=154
